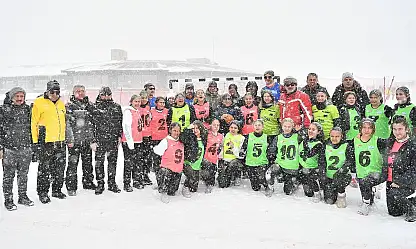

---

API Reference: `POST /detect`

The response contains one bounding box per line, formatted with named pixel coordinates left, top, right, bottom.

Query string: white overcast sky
left=0, top=0, right=415, bottom=80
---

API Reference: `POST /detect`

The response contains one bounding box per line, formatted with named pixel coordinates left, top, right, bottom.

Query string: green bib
left=223, top=133, right=243, bottom=160
left=365, top=104, right=391, bottom=139
left=325, top=143, right=347, bottom=179
left=276, top=133, right=299, bottom=170
left=393, top=104, right=415, bottom=131
left=172, top=105, right=191, bottom=131
left=353, top=136, right=382, bottom=179
left=185, top=140, right=204, bottom=170
left=260, top=105, right=280, bottom=136
left=245, top=133, right=268, bottom=167
left=312, top=104, right=339, bottom=140
left=299, top=141, right=322, bottom=169
left=346, top=108, right=360, bottom=140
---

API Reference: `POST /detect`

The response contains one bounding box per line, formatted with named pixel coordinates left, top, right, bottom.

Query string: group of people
left=1, top=70, right=416, bottom=223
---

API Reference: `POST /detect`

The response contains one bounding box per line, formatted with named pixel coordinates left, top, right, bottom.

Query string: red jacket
left=279, top=90, right=313, bottom=128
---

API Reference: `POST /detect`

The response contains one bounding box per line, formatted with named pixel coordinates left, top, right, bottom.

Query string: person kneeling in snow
left=153, top=123, right=185, bottom=203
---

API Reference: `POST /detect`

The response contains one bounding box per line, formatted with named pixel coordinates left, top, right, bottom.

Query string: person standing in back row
left=92, top=86, right=123, bottom=195
left=65, top=85, right=97, bottom=196
left=31, top=80, right=74, bottom=204
left=262, top=70, right=280, bottom=102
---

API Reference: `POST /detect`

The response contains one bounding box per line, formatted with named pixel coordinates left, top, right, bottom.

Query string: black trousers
left=37, top=142, right=67, bottom=196
left=386, top=182, right=415, bottom=217
left=122, top=142, right=143, bottom=185
left=200, top=159, right=217, bottom=187
left=183, top=164, right=200, bottom=192
left=151, top=140, right=162, bottom=173
left=157, top=167, right=182, bottom=196
left=358, top=175, right=383, bottom=203
left=267, top=165, right=299, bottom=195
left=323, top=172, right=352, bottom=204
left=95, top=140, right=119, bottom=185
left=65, top=142, right=94, bottom=191
left=217, top=159, right=242, bottom=188
left=299, top=167, right=320, bottom=197
left=3, top=147, right=32, bottom=199
left=142, top=137, right=152, bottom=174
left=246, top=165, right=268, bottom=191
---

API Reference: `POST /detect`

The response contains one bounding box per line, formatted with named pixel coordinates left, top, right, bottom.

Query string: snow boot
left=160, top=193, right=170, bottom=203
left=108, top=184, right=121, bottom=193
left=205, top=185, right=213, bottom=194
left=124, top=183, right=133, bottom=192
left=182, top=187, right=191, bottom=198
left=234, top=177, right=242, bottom=187
left=264, top=185, right=274, bottom=198
left=95, top=182, right=105, bottom=195
left=18, top=195, right=34, bottom=206
left=142, top=174, right=153, bottom=185
left=4, top=197, right=17, bottom=211
left=405, top=205, right=416, bottom=222
left=67, top=190, right=77, bottom=197
left=52, top=191, right=67, bottom=199
left=335, top=193, right=347, bottom=208
left=350, top=175, right=359, bottom=188
left=312, top=191, right=321, bottom=203
left=39, top=194, right=51, bottom=204
left=357, top=199, right=371, bottom=216
left=133, top=181, right=144, bottom=190
left=83, top=182, right=97, bottom=190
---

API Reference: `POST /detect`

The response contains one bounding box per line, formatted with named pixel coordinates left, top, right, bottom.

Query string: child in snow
left=312, top=90, right=340, bottom=140
left=393, top=86, right=416, bottom=134
left=217, top=121, right=245, bottom=188
left=298, top=122, right=326, bottom=202
left=365, top=89, right=393, bottom=139
left=322, top=127, right=353, bottom=208
left=259, top=90, right=280, bottom=144
left=150, top=97, right=169, bottom=175
left=153, top=122, right=185, bottom=203
left=121, top=94, right=144, bottom=192
left=181, top=120, right=208, bottom=197
left=241, top=93, right=259, bottom=136
left=338, top=91, right=363, bottom=141
left=240, top=120, right=273, bottom=196
left=193, top=89, right=213, bottom=129
left=350, top=118, right=388, bottom=216
left=139, top=90, right=153, bottom=186
left=201, top=119, right=223, bottom=194
left=267, top=118, right=302, bottom=195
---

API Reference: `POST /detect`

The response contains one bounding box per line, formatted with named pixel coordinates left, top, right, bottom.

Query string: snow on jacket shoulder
left=279, top=90, right=313, bottom=128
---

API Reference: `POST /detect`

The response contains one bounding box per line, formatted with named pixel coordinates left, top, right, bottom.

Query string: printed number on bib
left=353, top=116, right=360, bottom=130
left=368, top=116, right=379, bottom=122
left=207, top=143, right=218, bottom=155
left=174, top=149, right=183, bottom=164
left=158, top=118, right=166, bottom=130
left=280, top=145, right=296, bottom=160
left=328, top=156, right=340, bottom=170
left=252, top=143, right=263, bottom=157
left=225, top=142, right=234, bottom=155
left=246, top=113, right=254, bottom=125
left=359, top=150, right=371, bottom=167
left=141, top=114, right=151, bottom=127
left=178, top=115, right=186, bottom=128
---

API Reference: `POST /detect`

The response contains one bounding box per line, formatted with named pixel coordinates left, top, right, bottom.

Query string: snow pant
left=299, top=167, right=320, bottom=197
left=66, top=142, right=94, bottom=191
left=2, top=147, right=32, bottom=199
left=323, top=172, right=352, bottom=204
left=386, top=182, right=416, bottom=217
left=200, top=159, right=216, bottom=187
left=122, top=142, right=143, bottom=185
left=358, top=174, right=383, bottom=204
left=217, top=159, right=243, bottom=188
left=95, top=140, right=119, bottom=186
left=183, top=164, right=200, bottom=192
left=151, top=140, right=162, bottom=173
left=142, top=136, right=152, bottom=174
left=157, top=167, right=182, bottom=195
left=37, top=142, right=67, bottom=196
left=246, top=165, right=268, bottom=191
left=267, top=165, right=299, bottom=195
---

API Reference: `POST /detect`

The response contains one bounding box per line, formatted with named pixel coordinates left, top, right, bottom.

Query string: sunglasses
left=264, top=76, right=273, bottom=79
left=149, top=87, right=155, bottom=90
left=284, top=83, right=296, bottom=87
left=49, top=90, right=60, bottom=95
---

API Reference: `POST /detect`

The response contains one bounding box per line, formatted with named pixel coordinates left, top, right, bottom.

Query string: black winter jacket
left=66, top=96, right=95, bottom=144
left=179, top=128, right=207, bottom=163
left=332, top=81, right=369, bottom=114
left=92, top=97, right=123, bottom=143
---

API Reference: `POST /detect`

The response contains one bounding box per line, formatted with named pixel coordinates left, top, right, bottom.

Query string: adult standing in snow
left=279, top=77, right=313, bottom=129
left=184, top=83, right=195, bottom=106
left=205, top=80, right=221, bottom=109
left=92, top=86, right=123, bottom=195
left=385, top=116, right=416, bottom=222
left=300, top=73, right=330, bottom=106
left=0, top=87, right=34, bottom=210
left=31, top=80, right=74, bottom=203
left=261, top=70, right=281, bottom=102
left=65, top=85, right=97, bottom=196
left=144, top=83, right=157, bottom=108
left=228, top=84, right=240, bottom=106
left=332, top=72, right=369, bottom=114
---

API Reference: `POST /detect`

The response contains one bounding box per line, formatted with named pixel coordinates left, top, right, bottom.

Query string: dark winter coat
left=332, top=81, right=369, bottom=114
left=66, top=95, right=95, bottom=144
left=214, top=103, right=243, bottom=134
left=179, top=128, right=208, bottom=163
left=338, top=104, right=363, bottom=137
left=92, top=97, right=123, bottom=143
left=384, top=137, right=416, bottom=189
left=300, top=83, right=330, bottom=106
left=205, top=90, right=221, bottom=110
left=0, top=97, right=32, bottom=150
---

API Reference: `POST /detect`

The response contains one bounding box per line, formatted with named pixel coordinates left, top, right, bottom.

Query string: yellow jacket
left=31, top=95, right=66, bottom=143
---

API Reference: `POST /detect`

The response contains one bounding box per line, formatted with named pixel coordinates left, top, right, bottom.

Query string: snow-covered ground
left=1, top=149, right=416, bottom=249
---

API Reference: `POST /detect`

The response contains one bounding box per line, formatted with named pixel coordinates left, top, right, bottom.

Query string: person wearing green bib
left=350, top=118, right=388, bottom=216
left=393, top=86, right=416, bottom=134
left=259, top=90, right=280, bottom=144
left=321, top=127, right=353, bottom=208
left=338, top=91, right=363, bottom=141
left=167, top=93, right=196, bottom=131
left=365, top=89, right=393, bottom=139
left=299, top=122, right=326, bottom=202
left=217, top=121, right=245, bottom=188
left=240, top=120, right=273, bottom=196
left=267, top=118, right=302, bottom=195
left=312, top=90, right=340, bottom=140
left=179, top=121, right=208, bottom=198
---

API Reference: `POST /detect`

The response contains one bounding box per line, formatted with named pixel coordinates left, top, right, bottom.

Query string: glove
left=90, top=142, right=97, bottom=152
